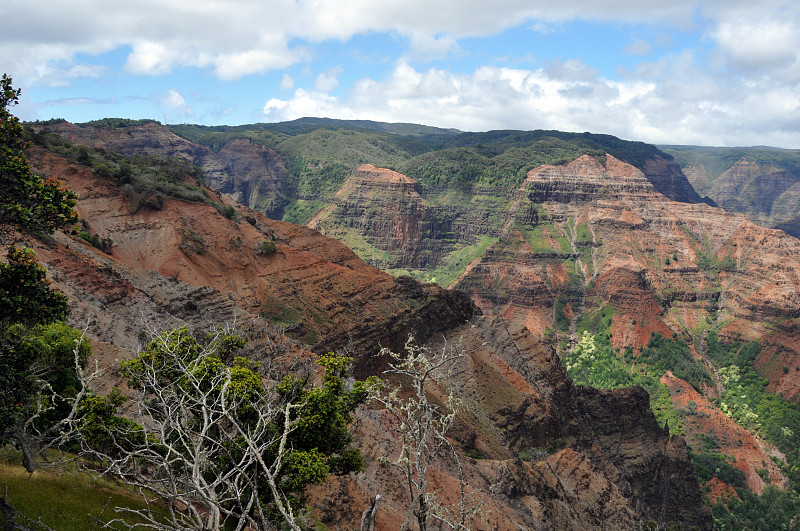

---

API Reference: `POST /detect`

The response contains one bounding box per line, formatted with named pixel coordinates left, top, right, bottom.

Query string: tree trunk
left=359, top=494, right=381, bottom=531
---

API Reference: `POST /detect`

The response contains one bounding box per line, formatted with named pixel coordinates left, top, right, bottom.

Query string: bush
left=258, top=239, right=277, bottom=255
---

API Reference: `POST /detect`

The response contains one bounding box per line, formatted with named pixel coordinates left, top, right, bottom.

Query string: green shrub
left=258, top=239, right=277, bottom=255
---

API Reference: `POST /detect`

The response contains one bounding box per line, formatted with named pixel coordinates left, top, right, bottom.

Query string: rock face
left=664, top=146, right=800, bottom=236
left=29, top=121, right=291, bottom=219
left=454, top=154, right=800, bottom=398
left=309, top=164, right=433, bottom=268
left=309, top=317, right=711, bottom=530
left=26, top=146, right=474, bottom=362
left=22, top=142, right=712, bottom=530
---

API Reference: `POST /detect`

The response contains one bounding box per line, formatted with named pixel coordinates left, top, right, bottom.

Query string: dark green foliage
left=553, top=297, right=570, bottom=332
left=0, top=323, right=90, bottom=437
left=258, top=239, right=277, bottom=255
left=1, top=74, right=78, bottom=241
left=81, top=118, right=159, bottom=128
left=639, top=333, right=712, bottom=391
left=214, top=203, right=237, bottom=220
left=692, top=451, right=747, bottom=489
left=0, top=245, right=69, bottom=326
left=77, top=226, right=113, bottom=253
left=77, top=388, right=147, bottom=456
left=711, top=486, right=800, bottom=530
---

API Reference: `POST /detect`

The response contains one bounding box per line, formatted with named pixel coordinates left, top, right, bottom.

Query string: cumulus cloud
left=3, top=0, right=768, bottom=83
left=262, top=58, right=800, bottom=147
left=6, top=0, right=800, bottom=146
left=712, top=17, right=799, bottom=73
left=161, top=88, right=193, bottom=117
left=314, top=67, right=342, bottom=92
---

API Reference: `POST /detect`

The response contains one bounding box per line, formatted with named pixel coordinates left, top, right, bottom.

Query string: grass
left=0, top=454, right=160, bottom=530
left=282, top=199, right=326, bottom=224
left=422, top=235, right=498, bottom=288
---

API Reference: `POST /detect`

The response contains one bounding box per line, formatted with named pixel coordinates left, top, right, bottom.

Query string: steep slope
left=455, top=155, right=800, bottom=396
left=26, top=145, right=474, bottom=362
left=19, top=141, right=712, bottom=529
left=29, top=120, right=292, bottom=219
left=311, top=317, right=710, bottom=530
left=663, top=145, right=800, bottom=236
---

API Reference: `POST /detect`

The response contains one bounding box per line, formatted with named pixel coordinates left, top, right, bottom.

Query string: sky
left=3, top=0, right=800, bottom=148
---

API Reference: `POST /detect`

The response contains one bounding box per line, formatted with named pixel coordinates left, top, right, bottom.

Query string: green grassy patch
left=282, top=199, right=325, bottom=225
left=0, top=457, right=163, bottom=530
left=424, top=235, right=498, bottom=288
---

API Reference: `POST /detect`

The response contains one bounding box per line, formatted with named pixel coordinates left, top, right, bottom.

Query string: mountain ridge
left=15, top=138, right=714, bottom=529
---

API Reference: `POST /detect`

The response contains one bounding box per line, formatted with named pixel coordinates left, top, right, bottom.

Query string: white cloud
left=262, top=58, right=800, bottom=147
left=0, top=0, right=758, bottom=84
left=712, top=17, right=799, bottom=73
left=263, top=89, right=344, bottom=120
left=279, top=73, right=295, bottom=91
left=314, top=67, right=342, bottom=92
left=5, top=0, right=800, bottom=146
left=162, top=88, right=193, bottom=116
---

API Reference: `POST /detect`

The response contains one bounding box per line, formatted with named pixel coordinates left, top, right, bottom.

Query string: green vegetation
left=81, top=117, right=160, bottom=129
left=27, top=127, right=212, bottom=211
left=639, top=333, right=711, bottom=391
left=1, top=75, right=78, bottom=242
left=564, top=306, right=683, bottom=434
left=258, top=239, right=277, bottom=255
left=422, top=235, right=498, bottom=287
left=0, top=452, right=167, bottom=530
left=283, top=199, right=325, bottom=224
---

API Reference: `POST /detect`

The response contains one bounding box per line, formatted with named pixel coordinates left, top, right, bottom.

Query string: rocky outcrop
left=308, top=317, right=712, bottom=530
left=29, top=121, right=291, bottom=219
left=641, top=155, right=708, bottom=205
left=454, top=154, right=800, bottom=398
left=26, top=146, right=474, bottom=365
left=309, top=164, right=432, bottom=268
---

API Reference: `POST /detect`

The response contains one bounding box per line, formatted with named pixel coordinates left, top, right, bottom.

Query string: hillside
left=8, top=138, right=715, bottom=529
left=662, top=145, right=800, bottom=237
left=21, top=119, right=800, bottom=528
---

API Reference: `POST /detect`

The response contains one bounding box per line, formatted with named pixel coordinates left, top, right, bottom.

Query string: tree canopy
left=0, top=74, right=78, bottom=243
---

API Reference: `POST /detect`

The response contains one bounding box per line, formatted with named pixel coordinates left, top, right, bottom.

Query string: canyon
left=15, top=132, right=716, bottom=529
left=21, top=118, right=800, bottom=527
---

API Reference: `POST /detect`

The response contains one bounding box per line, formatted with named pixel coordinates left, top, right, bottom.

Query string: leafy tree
left=0, top=244, right=69, bottom=326
left=78, top=326, right=378, bottom=531
left=0, top=74, right=78, bottom=243
left=0, top=74, right=87, bottom=481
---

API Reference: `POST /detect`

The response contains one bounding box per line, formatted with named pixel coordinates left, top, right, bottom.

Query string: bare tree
left=74, top=325, right=306, bottom=530
left=371, top=335, right=482, bottom=531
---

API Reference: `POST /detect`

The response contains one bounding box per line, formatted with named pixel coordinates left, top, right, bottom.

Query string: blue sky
left=4, top=0, right=799, bottom=147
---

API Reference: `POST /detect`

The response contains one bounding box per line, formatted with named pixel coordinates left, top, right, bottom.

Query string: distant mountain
left=662, top=145, right=800, bottom=237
